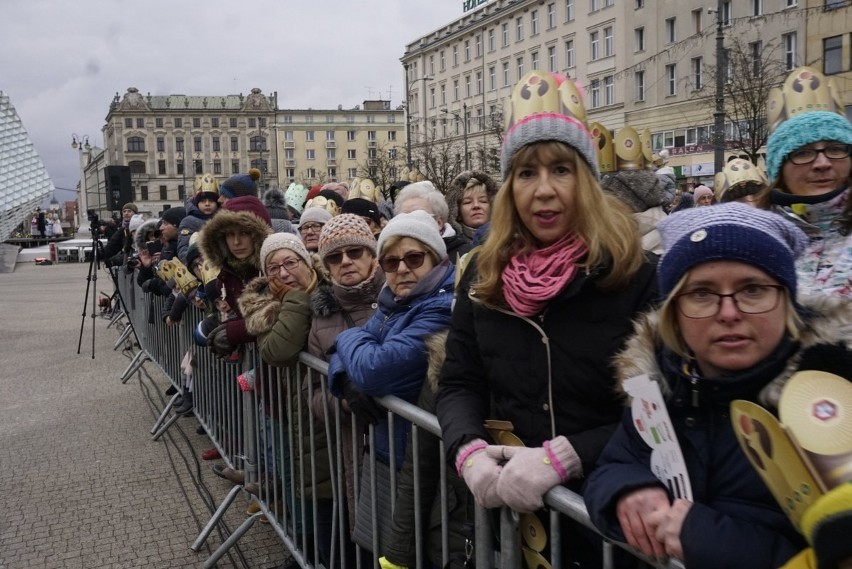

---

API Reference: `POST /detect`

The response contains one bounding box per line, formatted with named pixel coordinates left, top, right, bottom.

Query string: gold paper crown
left=200, top=260, right=220, bottom=286
left=349, top=178, right=381, bottom=203
left=156, top=260, right=177, bottom=282
left=639, top=128, right=654, bottom=169
left=172, top=260, right=200, bottom=296
left=193, top=172, right=219, bottom=195
left=614, top=127, right=644, bottom=170
left=304, top=195, right=340, bottom=216
left=589, top=122, right=615, bottom=173
left=504, top=71, right=588, bottom=133
left=714, top=158, right=768, bottom=200
left=767, top=66, right=846, bottom=134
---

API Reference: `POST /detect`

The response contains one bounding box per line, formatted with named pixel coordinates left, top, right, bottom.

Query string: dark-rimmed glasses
left=266, top=258, right=303, bottom=275
left=299, top=222, right=324, bottom=235
left=379, top=251, right=427, bottom=273
left=325, top=246, right=367, bottom=266
left=675, top=284, right=785, bottom=319
left=787, top=144, right=851, bottom=165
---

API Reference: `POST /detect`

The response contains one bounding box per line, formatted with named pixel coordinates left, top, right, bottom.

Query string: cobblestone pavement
left=0, top=262, right=289, bottom=568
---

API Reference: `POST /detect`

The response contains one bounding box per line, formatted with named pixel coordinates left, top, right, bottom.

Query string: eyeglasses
left=379, top=251, right=428, bottom=273
left=265, top=258, right=303, bottom=275
left=675, top=284, right=785, bottom=319
left=325, top=246, right=367, bottom=266
left=299, top=223, right=324, bottom=234
left=787, top=144, right=851, bottom=165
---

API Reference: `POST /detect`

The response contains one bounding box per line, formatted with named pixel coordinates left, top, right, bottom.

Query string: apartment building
left=401, top=0, right=850, bottom=185
left=275, top=101, right=405, bottom=187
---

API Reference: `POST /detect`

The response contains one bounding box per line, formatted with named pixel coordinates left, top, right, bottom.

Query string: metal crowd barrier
left=110, top=269, right=684, bottom=569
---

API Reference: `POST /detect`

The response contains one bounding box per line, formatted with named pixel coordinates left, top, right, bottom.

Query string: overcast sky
left=0, top=0, right=462, bottom=206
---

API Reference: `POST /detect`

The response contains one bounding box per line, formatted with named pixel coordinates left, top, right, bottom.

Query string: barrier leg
left=151, top=414, right=181, bottom=441
left=107, top=308, right=126, bottom=329
left=113, top=324, right=133, bottom=351
left=191, top=484, right=243, bottom=551
left=120, top=350, right=150, bottom=383
left=200, top=512, right=264, bottom=569
left=150, top=393, right=181, bottom=435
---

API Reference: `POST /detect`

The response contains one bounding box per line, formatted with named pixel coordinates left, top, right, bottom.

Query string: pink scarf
left=502, top=232, right=588, bottom=317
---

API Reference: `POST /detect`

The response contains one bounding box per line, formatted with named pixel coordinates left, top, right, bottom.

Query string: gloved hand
left=341, top=379, right=384, bottom=425
left=456, top=439, right=504, bottom=509
left=207, top=324, right=234, bottom=357
left=487, top=435, right=580, bottom=513
left=267, top=277, right=292, bottom=301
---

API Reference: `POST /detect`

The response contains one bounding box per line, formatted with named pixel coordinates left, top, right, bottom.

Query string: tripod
left=77, top=216, right=103, bottom=359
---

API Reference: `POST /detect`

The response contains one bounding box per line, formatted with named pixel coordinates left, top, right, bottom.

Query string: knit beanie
left=501, top=71, right=599, bottom=180
left=185, top=242, right=202, bottom=271
left=259, top=232, right=312, bottom=274
left=262, top=186, right=289, bottom=220
left=766, top=111, right=852, bottom=183
left=601, top=170, right=667, bottom=213
left=377, top=210, right=448, bottom=261
left=692, top=185, right=714, bottom=205
left=299, top=207, right=333, bottom=226
left=223, top=196, right=272, bottom=227
left=657, top=203, right=808, bottom=299
left=193, top=173, right=220, bottom=204
left=305, top=185, right=323, bottom=203
left=219, top=169, right=261, bottom=199
left=341, top=198, right=382, bottom=225
left=800, top=482, right=852, bottom=569
left=128, top=214, right=146, bottom=232
left=285, top=183, right=309, bottom=214
left=122, top=203, right=139, bottom=214
left=161, top=206, right=187, bottom=226
left=318, top=214, right=377, bottom=261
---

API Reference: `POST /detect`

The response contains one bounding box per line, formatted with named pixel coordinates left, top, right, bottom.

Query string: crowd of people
left=110, top=65, right=850, bottom=569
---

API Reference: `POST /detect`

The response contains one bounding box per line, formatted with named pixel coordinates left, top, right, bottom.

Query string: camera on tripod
left=87, top=208, right=100, bottom=232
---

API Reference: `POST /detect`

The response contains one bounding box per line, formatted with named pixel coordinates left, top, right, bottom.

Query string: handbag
left=352, top=452, right=394, bottom=552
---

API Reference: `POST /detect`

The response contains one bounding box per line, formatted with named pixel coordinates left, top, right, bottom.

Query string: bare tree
left=297, top=169, right=327, bottom=187
left=699, top=37, right=789, bottom=164
left=355, top=140, right=403, bottom=200
left=410, top=125, right=464, bottom=194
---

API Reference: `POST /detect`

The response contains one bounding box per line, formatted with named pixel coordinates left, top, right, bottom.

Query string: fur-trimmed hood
left=445, top=170, right=499, bottom=236
left=425, top=330, right=449, bottom=394
left=237, top=276, right=279, bottom=337
left=614, top=295, right=852, bottom=407
left=197, top=208, right=270, bottom=272
left=133, top=219, right=161, bottom=251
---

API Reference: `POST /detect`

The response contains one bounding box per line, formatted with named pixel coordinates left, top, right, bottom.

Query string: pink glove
left=456, top=439, right=505, bottom=509
left=486, top=435, right=581, bottom=513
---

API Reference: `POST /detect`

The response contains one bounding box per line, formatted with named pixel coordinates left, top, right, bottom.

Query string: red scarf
left=501, top=232, right=588, bottom=317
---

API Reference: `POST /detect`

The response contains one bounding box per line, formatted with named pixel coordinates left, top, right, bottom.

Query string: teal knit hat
left=766, top=111, right=852, bottom=183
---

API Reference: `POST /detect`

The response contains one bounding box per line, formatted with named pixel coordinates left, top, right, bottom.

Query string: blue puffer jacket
left=177, top=197, right=215, bottom=264
left=329, top=259, right=455, bottom=469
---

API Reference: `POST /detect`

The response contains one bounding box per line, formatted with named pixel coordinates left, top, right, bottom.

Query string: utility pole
left=713, top=0, right=726, bottom=175
left=404, top=63, right=413, bottom=170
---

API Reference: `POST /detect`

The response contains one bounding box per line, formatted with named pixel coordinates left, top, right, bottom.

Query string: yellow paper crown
left=193, top=172, right=219, bottom=195
left=639, top=128, right=654, bottom=169
left=589, top=122, right=615, bottom=173
left=614, top=127, right=645, bottom=170
left=172, top=260, right=200, bottom=296
left=714, top=158, right=768, bottom=201
left=156, top=260, right=177, bottom=282
left=504, top=71, right=588, bottom=133
left=200, top=260, right=220, bottom=286
left=767, top=67, right=846, bottom=134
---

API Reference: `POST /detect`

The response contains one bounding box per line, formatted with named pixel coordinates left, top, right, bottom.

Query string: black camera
left=87, top=209, right=99, bottom=224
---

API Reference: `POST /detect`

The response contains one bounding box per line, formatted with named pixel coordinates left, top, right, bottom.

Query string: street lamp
left=178, top=149, right=187, bottom=203
left=711, top=0, right=726, bottom=175
left=71, top=133, right=91, bottom=233
left=441, top=103, right=469, bottom=171
left=403, top=65, right=433, bottom=170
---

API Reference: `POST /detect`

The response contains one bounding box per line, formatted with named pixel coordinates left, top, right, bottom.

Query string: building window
left=531, top=10, right=539, bottom=35
left=194, top=136, right=202, bottom=152
left=430, top=88, right=436, bottom=108
left=230, top=136, right=238, bottom=152
left=604, top=75, right=614, bottom=105
left=489, top=66, right=496, bottom=90
left=591, top=0, right=600, bottom=11
left=516, top=57, right=524, bottom=80
left=194, top=160, right=202, bottom=175
left=140, top=185, right=148, bottom=200
left=547, top=3, right=556, bottom=28
left=283, top=115, right=293, bottom=124
left=327, top=148, right=336, bottom=160
left=347, top=130, right=356, bottom=141
left=750, top=40, right=763, bottom=75
left=782, top=32, right=797, bottom=70
left=306, top=149, right=315, bottom=160
left=249, top=118, right=256, bottom=128
left=453, top=45, right=459, bottom=66
left=348, top=149, right=357, bottom=159
left=565, top=39, right=575, bottom=68
left=826, top=0, right=844, bottom=9
left=692, top=9, right=702, bottom=35
left=367, top=131, right=377, bottom=141
left=604, top=26, right=613, bottom=57
left=548, top=46, right=557, bottom=72
left=284, top=130, right=294, bottom=141
left=125, top=118, right=132, bottom=128
left=665, top=18, right=676, bottom=44
left=175, top=118, right=182, bottom=128
left=636, top=0, right=644, bottom=7
left=464, top=40, right=471, bottom=62
left=213, top=160, right=221, bottom=175
left=475, top=33, right=482, bottom=57
left=212, top=136, right=220, bottom=151
left=211, top=117, right=219, bottom=128
left=306, top=131, right=315, bottom=142
left=177, top=159, right=185, bottom=176
left=752, top=0, right=763, bottom=16
left=440, top=50, right=445, bottom=70
left=159, top=185, right=168, bottom=200
left=127, top=136, right=145, bottom=152
left=176, top=137, right=184, bottom=152
left=531, top=52, right=540, bottom=70
left=824, top=35, right=843, bottom=74
left=229, top=117, right=237, bottom=128
left=466, top=75, right=472, bottom=97
left=193, top=117, right=201, bottom=128
left=635, top=27, right=645, bottom=52
left=692, top=57, right=703, bottom=90
left=635, top=70, right=645, bottom=101
left=590, top=31, right=600, bottom=60
left=155, top=118, right=163, bottom=128
left=284, top=148, right=295, bottom=160
left=722, top=0, right=732, bottom=25
left=158, top=160, right=166, bottom=175
left=516, top=17, right=524, bottom=41
left=566, top=0, right=574, bottom=21
left=590, top=79, right=601, bottom=108
left=136, top=118, right=144, bottom=128
left=454, top=79, right=459, bottom=101
left=250, top=135, right=265, bottom=151
left=666, top=64, right=677, bottom=96
left=441, top=84, right=447, bottom=104
left=476, top=71, right=483, bottom=94
left=157, top=137, right=165, bottom=152
left=502, top=61, right=510, bottom=86
left=231, top=160, right=239, bottom=174
left=305, top=115, right=314, bottom=123
left=488, top=29, right=495, bottom=52
left=429, top=54, right=435, bottom=75
left=348, top=168, right=357, bottom=179
left=307, top=168, right=316, bottom=179
left=502, top=22, right=509, bottom=46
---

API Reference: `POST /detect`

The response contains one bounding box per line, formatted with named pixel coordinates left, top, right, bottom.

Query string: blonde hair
left=658, top=271, right=803, bottom=358
left=473, top=141, right=643, bottom=307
